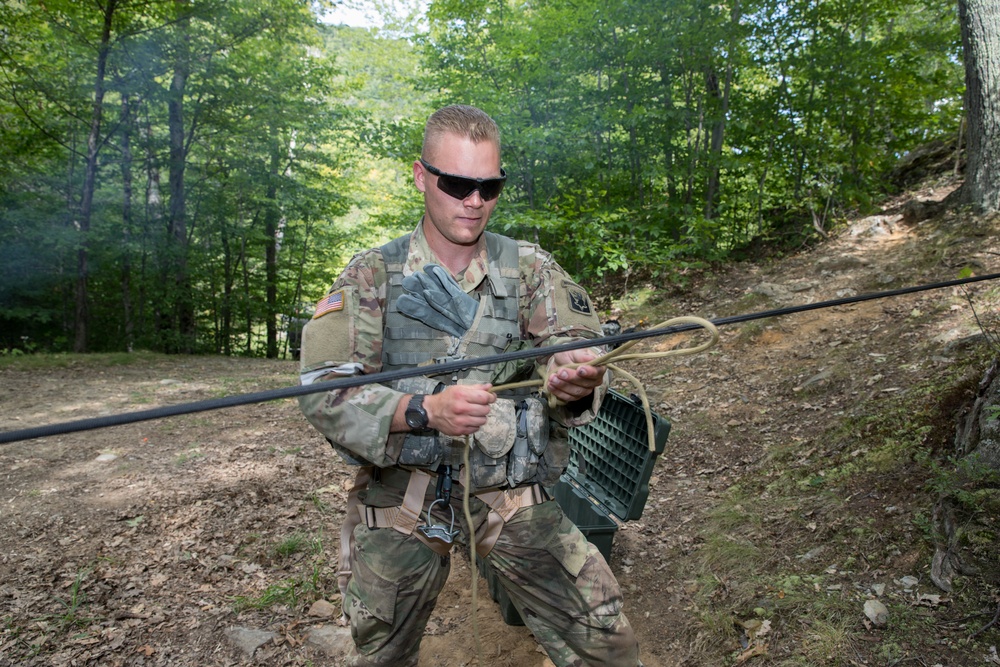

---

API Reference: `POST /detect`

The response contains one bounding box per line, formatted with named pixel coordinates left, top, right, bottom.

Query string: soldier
left=297, top=105, right=641, bottom=666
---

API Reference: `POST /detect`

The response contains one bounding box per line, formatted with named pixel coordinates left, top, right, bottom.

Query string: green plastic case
left=478, top=389, right=671, bottom=626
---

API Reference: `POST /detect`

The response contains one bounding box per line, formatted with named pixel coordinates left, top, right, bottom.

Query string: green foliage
left=422, top=0, right=962, bottom=277
left=0, top=0, right=965, bottom=352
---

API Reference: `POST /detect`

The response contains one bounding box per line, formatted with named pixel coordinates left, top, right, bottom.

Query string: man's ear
left=413, top=160, right=427, bottom=193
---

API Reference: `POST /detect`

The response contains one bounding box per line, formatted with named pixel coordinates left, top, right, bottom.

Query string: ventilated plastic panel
left=562, top=389, right=671, bottom=522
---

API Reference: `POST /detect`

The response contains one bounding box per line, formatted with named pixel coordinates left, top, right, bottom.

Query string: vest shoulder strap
left=484, top=231, right=520, bottom=276
left=380, top=233, right=411, bottom=272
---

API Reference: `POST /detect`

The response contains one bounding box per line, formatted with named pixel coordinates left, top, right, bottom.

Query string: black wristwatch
left=404, top=394, right=430, bottom=431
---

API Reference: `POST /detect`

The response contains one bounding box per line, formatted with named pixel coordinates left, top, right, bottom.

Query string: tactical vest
left=379, top=231, right=554, bottom=489
left=381, top=231, right=522, bottom=380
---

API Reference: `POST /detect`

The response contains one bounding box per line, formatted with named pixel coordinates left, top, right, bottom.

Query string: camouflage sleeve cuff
left=297, top=384, right=403, bottom=467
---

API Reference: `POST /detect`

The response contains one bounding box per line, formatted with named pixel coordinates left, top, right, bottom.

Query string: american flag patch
left=313, top=289, right=345, bottom=318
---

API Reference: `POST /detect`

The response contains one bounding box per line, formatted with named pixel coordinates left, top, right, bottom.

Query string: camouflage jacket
left=297, top=219, right=608, bottom=467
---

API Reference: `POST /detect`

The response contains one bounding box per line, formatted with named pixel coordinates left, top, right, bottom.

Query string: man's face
left=415, top=132, right=502, bottom=249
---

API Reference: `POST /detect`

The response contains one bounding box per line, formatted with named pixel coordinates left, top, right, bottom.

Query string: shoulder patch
left=566, top=284, right=592, bottom=315
left=313, top=289, right=346, bottom=318
left=300, top=286, right=358, bottom=371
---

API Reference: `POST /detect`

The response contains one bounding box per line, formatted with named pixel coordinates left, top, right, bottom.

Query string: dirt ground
left=2, top=175, right=1000, bottom=666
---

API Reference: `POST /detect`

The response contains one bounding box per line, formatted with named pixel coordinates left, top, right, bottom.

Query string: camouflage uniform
left=298, top=220, right=641, bottom=667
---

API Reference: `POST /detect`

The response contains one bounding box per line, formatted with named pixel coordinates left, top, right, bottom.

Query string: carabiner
left=418, top=498, right=459, bottom=543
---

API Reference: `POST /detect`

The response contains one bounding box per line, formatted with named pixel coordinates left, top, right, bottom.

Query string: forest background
left=0, top=0, right=970, bottom=357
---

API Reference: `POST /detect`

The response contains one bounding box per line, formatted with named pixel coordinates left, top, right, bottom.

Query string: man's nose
left=463, top=188, right=485, bottom=207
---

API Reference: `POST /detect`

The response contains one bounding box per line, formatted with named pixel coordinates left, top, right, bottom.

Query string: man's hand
left=545, top=348, right=607, bottom=404
left=424, top=384, right=496, bottom=436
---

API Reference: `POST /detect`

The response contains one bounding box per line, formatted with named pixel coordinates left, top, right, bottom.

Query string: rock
left=863, top=599, right=889, bottom=627
left=305, top=624, right=352, bottom=658
left=889, top=138, right=957, bottom=188
left=796, top=547, right=825, bottom=562
left=815, top=255, right=867, bottom=272
left=902, top=199, right=936, bottom=224
left=223, top=626, right=279, bottom=657
left=955, top=358, right=1000, bottom=470
left=308, top=599, right=338, bottom=618
left=96, top=453, right=118, bottom=462
left=899, top=576, right=919, bottom=589
left=941, top=332, right=991, bottom=355
left=752, top=283, right=791, bottom=301
left=794, top=369, right=832, bottom=392
left=850, top=214, right=900, bottom=237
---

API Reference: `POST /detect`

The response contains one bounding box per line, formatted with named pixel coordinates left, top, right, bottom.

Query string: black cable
left=2, top=271, right=998, bottom=445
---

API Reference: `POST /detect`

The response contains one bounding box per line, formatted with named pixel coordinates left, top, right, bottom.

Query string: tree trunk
left=119, top=94, right=135, bottom=352
left=958, top=0, right=1000, bottom=213
left=143, top=110, right=164, bottom=347
left=167, top=0, right=194, bottom=352
left=74, top=0, right=118, bottom=353
left=221, top=218, right=234, bottom=357
left=264, top=128, right=281, bottom=359
left=704, top=0, right=740, bottom=222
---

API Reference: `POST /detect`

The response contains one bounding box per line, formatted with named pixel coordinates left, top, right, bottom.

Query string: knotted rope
left=494, top=316, right=720, bottom=450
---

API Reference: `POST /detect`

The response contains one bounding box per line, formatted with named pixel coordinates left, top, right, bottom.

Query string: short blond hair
left=422, top=105, right=500, bottom=161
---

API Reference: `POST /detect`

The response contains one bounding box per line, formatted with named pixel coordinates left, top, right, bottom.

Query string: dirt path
left=3, top=178, right=999, bottom=666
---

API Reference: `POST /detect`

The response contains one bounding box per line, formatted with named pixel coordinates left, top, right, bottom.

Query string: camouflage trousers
left=341, top=467, right=641, bottom=667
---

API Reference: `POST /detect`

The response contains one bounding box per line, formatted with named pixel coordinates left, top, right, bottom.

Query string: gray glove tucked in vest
left=398, top=264, right=479, bottom=338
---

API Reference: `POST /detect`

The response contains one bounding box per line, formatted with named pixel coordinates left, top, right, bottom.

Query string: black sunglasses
left=419, top=158, right=507, bottom=201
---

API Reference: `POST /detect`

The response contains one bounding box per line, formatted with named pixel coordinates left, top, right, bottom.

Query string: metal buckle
left=418, top=498, right=459, bottom=543
left=433, top=354, right=462, bottom=365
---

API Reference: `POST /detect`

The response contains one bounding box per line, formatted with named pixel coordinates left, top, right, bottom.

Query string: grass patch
left=232, top=531, right=330, bottom=612
left=232, top=563, right=328, bottom=613
left=731, top=319, right=768, bottom=344
left=273, top=532, right=323, bottom=559
left=233, top=579, right=303, bottom=612
left=45, top=568, right=97, bottom=632
left=307, top=491, right=332, bottom=514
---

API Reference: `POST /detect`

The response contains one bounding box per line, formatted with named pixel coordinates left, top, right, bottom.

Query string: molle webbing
left=380, top=232, right=523, bottom=379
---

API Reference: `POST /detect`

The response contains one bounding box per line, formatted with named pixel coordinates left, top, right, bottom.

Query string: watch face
left=405, top=396, right=428, bottom=429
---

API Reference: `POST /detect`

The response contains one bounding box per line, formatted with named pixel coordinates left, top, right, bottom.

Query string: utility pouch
left=535, top=422, right=570, bottom=487
left=506, top=397, right=549, bottom=487
left=397, top=432, right=443, bottom=469
left=474, top=397, right=517, bottom=458
left=468, top=445, right=508, bottom=490
left=490, top=338, right=536, bottom=385
left=524, top=396, right=549, bottom=456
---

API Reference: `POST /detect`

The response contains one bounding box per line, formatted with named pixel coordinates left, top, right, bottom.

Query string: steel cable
left=2, top=271, right=998, bottom=445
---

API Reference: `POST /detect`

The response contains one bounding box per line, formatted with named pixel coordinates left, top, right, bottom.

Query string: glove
left=398, top=264, right=479, bottom=338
